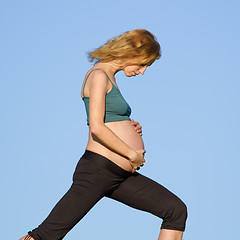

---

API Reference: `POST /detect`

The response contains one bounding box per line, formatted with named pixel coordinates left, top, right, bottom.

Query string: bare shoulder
left=82, top=68, right=109, bottom=98
left=88, top=68, right=108, bottom=82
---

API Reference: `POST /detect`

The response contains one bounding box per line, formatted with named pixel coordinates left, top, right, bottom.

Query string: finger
left=133, top=122, right=140, bottom=127
left=136, top=129, right=142, bottom=134
left=140, top=150, right=146, bottom=156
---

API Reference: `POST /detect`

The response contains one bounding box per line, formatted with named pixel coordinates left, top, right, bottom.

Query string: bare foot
left=19, top=234, right=34, bottom=240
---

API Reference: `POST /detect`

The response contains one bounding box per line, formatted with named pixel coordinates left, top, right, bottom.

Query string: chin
left=125, top=72, right=132, bottom=77
left=124, top=70, right=134, bottom=77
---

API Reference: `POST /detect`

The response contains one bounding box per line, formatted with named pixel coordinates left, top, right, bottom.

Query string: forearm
left=90, top=124, right=137, bottom=160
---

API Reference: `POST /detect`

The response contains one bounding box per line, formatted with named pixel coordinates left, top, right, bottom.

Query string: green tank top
left=82, top=68, right=132, bottom=125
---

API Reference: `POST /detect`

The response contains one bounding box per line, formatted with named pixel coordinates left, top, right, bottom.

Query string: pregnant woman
left=20, top=29, right=187, bottom=240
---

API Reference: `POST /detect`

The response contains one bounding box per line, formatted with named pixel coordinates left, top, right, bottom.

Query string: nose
left=139, top=66, right=147, bottom=75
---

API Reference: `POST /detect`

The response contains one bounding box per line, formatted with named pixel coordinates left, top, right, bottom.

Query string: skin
left=86, top=59, right=183, bottom=240
left=81, top=59, right=147, bottom=172
left=123, top=63, right=147, bottom=76
left=18, top=120, right=143, bottom=240
left=19, top=58, right=184, bottom=240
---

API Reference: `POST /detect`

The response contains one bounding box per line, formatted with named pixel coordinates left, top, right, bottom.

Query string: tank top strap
left=82, top=68, right=115, bottom=98
left=97, top=69, right=118, bottom=90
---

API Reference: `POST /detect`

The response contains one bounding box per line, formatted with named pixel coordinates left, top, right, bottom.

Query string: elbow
left=89, top=122, right=104, bottom=137
left=89, top=124, right=97, bottom=136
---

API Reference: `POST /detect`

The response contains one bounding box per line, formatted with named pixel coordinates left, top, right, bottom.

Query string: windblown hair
left=87, top=29, right=161, bottom=66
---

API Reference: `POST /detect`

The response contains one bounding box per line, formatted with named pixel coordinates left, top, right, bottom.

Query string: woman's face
left=123, top=63, right=148, bottom=77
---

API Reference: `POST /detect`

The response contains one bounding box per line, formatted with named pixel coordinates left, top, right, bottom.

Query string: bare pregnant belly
left=85, top=120, right=145, bottom=172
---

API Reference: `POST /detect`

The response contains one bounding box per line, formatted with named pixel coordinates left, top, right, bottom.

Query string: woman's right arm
left=87, top=70, right=145, bottom=169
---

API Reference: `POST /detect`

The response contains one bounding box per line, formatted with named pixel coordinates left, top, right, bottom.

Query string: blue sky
left=1, top=1, right=239, bottom=239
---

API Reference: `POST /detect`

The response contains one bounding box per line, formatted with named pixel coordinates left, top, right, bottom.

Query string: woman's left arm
left=131, top=119, right=142, bottom=136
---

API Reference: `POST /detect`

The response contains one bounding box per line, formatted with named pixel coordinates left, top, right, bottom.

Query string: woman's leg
left=20, top=150, right=133, bottom=240
left=19, top=235, right=34, bottom=240
left=158, top=229, right=183, bottom=240
left=106, top=172, right=187, bottom=240
left=22, top=155, right=110, bottom=240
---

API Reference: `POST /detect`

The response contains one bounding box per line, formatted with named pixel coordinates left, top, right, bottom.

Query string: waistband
left=81, top=150, right=132, bottom=178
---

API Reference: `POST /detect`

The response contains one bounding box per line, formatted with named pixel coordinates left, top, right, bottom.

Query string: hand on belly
left=87, top=120, right=146, bottom=172
left=106, top=120, right=145, bottom=151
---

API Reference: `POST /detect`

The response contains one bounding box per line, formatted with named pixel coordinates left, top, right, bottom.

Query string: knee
left=174, top=199, right=188, bottom=223
left=161, top=198, right=188, bottom=231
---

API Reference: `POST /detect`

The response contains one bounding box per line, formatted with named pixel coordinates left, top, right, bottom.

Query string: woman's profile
left=20, top=29, right=187, bottom=240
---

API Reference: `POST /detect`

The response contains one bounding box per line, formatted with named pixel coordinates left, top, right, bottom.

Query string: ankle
left=19, top=234, right=34, bottom=240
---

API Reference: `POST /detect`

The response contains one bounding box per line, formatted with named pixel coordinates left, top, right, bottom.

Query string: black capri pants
left=28, top=150, right=187, bottom=240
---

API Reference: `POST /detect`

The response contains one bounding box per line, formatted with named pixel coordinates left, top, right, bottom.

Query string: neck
left=94, top=60, right=126, bottom=77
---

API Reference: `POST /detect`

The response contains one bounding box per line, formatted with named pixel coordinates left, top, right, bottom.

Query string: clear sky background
left=1, top=1, right=239, bottom=240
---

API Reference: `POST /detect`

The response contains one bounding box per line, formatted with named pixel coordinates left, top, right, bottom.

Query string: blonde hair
left=87, top=29, right=161, bottom=66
